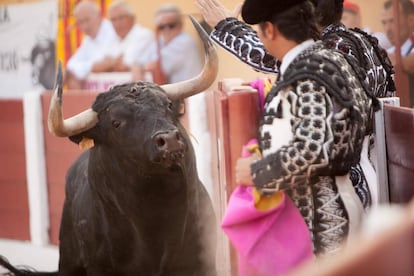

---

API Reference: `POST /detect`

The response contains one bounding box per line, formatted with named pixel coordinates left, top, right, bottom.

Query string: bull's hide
left=58, top=82, right=217, bottom=276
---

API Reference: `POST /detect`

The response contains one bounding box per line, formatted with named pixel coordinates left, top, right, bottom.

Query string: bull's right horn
left=161, top=15, right=218, bottom=100
left=48, top=61, right=98, bottom=137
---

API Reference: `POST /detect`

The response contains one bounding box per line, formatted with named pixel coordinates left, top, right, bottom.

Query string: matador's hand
left=195, top=0, right=242, bottom=28
left=235, top=152, right=261, bottom=186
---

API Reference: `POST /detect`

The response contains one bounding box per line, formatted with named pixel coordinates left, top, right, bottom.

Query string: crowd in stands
left=64, top=0, right=202, bottom=89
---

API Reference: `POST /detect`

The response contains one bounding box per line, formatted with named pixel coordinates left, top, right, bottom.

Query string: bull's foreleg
left=58, top=201, right=87, bottom=276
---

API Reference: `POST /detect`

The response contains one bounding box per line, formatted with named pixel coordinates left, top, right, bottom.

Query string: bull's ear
left=79, top=137, right=95, bottom=150
left=171, top=99, right=185, bottom=118
left=69, top=135, right=95, bottom=150
left=69, top=134, right=85, bottom=145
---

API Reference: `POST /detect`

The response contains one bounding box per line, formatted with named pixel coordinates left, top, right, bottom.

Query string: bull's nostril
left=154, top=130, right=183, bottom=150
left=156, top=137, right=166, bottom=147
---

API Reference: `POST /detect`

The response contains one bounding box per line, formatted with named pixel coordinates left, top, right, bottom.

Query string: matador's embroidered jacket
left=211, top=18, right=395, bottom=209
left=252, top=41, right=372, bottom=254
left=321, top=23, right=395, bottom=98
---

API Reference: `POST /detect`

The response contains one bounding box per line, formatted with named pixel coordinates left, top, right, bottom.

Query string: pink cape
left=221, top=186, right=313, bottom=275
left=221, top=139, right=313, bottom=275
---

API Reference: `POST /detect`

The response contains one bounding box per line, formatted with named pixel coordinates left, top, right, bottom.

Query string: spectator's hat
left=241, top=0, right=306, bottom=24
left=343, top=0, right=360, bottom=14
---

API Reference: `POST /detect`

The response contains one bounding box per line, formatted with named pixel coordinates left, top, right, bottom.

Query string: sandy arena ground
left=0, top=239, right=58, bottom=274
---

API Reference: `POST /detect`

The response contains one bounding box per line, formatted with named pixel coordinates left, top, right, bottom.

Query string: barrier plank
left=0, top=100, right=30, bottom=240
left=384, top=105, right=414, bottom=203
left=210, top=79, right=260, bottom=276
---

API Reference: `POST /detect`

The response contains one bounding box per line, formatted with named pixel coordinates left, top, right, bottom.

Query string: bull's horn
left=161, top=15, right=218, bottom=100
left=48, top=61, right=98, bottom=137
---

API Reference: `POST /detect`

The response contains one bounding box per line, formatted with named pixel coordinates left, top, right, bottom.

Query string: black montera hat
left=241, top=0, right=307, bottom=24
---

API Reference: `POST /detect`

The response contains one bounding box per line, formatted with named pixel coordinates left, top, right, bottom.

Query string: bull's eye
left=112, top=120, right=121, bottom=128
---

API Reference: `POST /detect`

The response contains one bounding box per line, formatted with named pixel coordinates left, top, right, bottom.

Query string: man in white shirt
left=91, top=0, right=155, bottom=74
left=65, top=0, right=117, bottom=89
left=143, top=4, right=203, bottom=84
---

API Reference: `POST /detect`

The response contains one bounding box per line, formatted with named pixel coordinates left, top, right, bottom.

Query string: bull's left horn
left=161, top=15, right=218, bottom=100
left=48, top=61, right=98, bottom=137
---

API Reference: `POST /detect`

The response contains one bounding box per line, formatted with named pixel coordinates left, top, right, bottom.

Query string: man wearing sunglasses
left=142, top=4, right=202, bottom=84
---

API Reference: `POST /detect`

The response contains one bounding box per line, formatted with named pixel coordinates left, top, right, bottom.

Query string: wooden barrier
left=208, top=78, right=260, bottom=276
left=211, top=79, right=260, bottom=202
left=0, top=100, right=30, bottom=240
left=384, top=105, right=414, bottom=203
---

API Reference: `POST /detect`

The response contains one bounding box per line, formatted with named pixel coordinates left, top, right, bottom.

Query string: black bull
left=0, top=17, right=218, bottom=276
left=58, top=83, right=217, bottom=276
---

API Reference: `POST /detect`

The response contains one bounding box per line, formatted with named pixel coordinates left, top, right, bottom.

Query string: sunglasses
left=157, top=22, right=178, bottom=31
left=110, top=15, right=129, bottom=23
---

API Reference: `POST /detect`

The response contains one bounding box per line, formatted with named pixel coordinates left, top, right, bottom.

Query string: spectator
left=383, top=0, right=414, bottom=106
left=341, top=0, right=362, bottom=29
left=341, top=0, right=392, bottom=49
left=91, top=0, right=155, bottom=75
left=382, top=0, right=414, bottom=49
left=141, top=4, right=203, bottom=84
left=65, top=0, right=117, bottom=89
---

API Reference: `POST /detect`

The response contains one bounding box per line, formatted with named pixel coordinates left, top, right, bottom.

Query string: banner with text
left=0, top=0, right=58, bottom=99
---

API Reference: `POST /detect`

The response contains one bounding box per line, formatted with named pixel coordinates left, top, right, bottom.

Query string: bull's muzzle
left=152, top=130, right=186, bottom=167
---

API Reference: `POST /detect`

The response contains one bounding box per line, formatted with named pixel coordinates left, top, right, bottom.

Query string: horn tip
left=188, top=15, right=208, bottom=39
left=188, top=14, right=197, bottom=25
left=53, top=60, right=63, bottom=100
left=57, top=61, right=63, bottom=86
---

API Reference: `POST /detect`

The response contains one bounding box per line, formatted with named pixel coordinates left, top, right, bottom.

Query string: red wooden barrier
left=208, top=79, right=260, bottom=276
left=384, top=105, right=414, bottom=203
left=0, top=100, right=30, bottom=240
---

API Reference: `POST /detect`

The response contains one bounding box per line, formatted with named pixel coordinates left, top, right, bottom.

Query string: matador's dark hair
left=259, top=1, right=321, bottom=43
